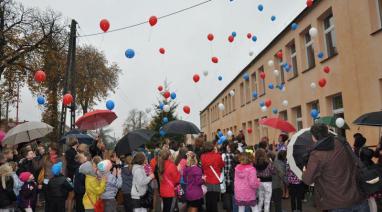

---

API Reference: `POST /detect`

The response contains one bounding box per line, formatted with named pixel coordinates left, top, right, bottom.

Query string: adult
left=0, top=163, right=16, bottom=210
left=272, top=150, right=287, bottom=212
left=65, top=137, right=80, bottom=212
left=353, top=133, right=366, bottom=157
left=276, top=134, right=288, bottom=152
left=17, top=148, right=36, bottom=175
left=302, top=123, right=368, bottom=211
left=73, top=153, right=89, bottom=212
left=158, top=149, right=180, bottom=212
left=221, top=143, right=236, bottom=212
left=90, top=137, right=105, bottom=158
left=200, top=142, right=224, bottom=212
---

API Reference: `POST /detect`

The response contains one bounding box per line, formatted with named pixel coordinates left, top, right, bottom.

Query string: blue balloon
left=231, top=31, right=237, bottom=37
left=259, top=100, right=265, bottom=107
left=268, top=83, right=274, bottom=89
left=252, top=91, right=258, bottom=98
left=218, top=131, right=223, bottom=138
left=291, top=23, right=298, bottom=31
left=258, top=4, right=263, bottom=11
left=272, top=108, right=278, bottom=114
left=271, top=16, right=276, bottom=21
left=37, top=96, right=45, bottom=105
left=106, top=100, right=115, bottom=110
left=218, top=76, right=223, bottom=81
left=159, top=102, right=164, bottom=110
left=162, top=117, right=169, bottom=124
left=278, top=84, right=284, bottom=90
left=311, top=109, right=319, bottom=119
left=170, top=92, right=176, bottom=100
left=218, top=136, right=227, bottom=145
left=159, top=130, right=166, bottom=137
left=252, top=35, right=257, bottom=42
left=243, top=73, right=249, bottom=81
left=125, top=49, right=135, bottom=59
left=317, top=51, right=324, bottom=59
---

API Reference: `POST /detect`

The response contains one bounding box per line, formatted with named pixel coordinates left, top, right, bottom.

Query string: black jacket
left=65, top=148, right=79, bottom=179
left=121, top=165, right=133, bottom=194
left=17, top=159, right=35, bottom=175
left=19, top=181, right=38, bottom=209
left=47, top=174, right=73, bottom=198
left=73, top=168, right=85, bottom=195
left=0, top=177, right=16, bottom=208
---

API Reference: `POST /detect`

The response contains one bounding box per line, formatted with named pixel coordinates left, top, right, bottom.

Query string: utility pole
left=15, top=82, right=19, bottom=124
left=59, top=20, right=77, bottom=137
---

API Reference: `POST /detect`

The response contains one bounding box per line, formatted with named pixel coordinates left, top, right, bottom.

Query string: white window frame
left=323, top=14, right=337, bottom=57
left=289, top=42, right=298, bottom=77
left=377, top=0, right=382, bottom=27
left=305, top=33, right=314, bottom=68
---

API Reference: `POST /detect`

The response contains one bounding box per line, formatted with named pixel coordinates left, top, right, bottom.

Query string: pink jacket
left=234, top=164, right=260, bottom=202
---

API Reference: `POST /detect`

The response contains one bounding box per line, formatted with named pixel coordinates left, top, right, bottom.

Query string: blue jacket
left=121, top=165, right=133, bottom=194
left=101, top=172, right=122, bottom=200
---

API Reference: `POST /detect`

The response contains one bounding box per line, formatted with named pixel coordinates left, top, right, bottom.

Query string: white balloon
left=282, top=100, right=288, bottom=107
left=273, top=69, right=279, bottom=76
left=268, top=60, right=274, bottom=67
left=261, top=106, right=267, bottom=112
left=163, top=105, right=170, bottom=112
left=249, top=49, right=255, bottom=56
left=335, top=118, right=345, bottom=128
left=229, top=90, right=235, bottom=96
left=218, top=103, right=225, bottom=111
left=309, top=27, right=318, bottom=38
left=227, top=130, right=233, bottom=137
left=310, top=82, right=317, bottom=89
left=203, top=70, right=208, bottom=76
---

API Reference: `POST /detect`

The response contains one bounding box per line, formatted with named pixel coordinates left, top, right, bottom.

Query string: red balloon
left=265, top=99, right=272, bottom=107
left=159, top=48, right=165, bottom=54
left=211, top=57, right=219, bottom=64
left=207, top=33, right=214, bottom=41
left=34, top=70, right=46, bottom=83
left=247, top=128, right=253, bottom=134
left=228, top=35, right=234, bottom=43
left=318, top=78, right=327, bottom=87
left=323, top=66, right=330, bottom=74
left=100, top=19, right=110, bottom=32
left=247, top=33, right=252, bottom=39
left=276, top=51, right=283, bottom=59
left=149, top=16, right=158, bottom=26
left=193, top=74, right=200, bottom=83
left=260, top=72, right=266, bottom=80
left=306, top=0, right=314, bottom=7
left=158, top=85, right=163, bottom=92
left=63, top=93, right=73, bottom=106
left=163, top=91, right=170, bottom=99
left=183, top=106, right=190, bottom=114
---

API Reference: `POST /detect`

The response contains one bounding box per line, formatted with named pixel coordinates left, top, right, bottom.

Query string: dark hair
left=202, top=142, right=215, bottom=153
left=259, top=140, right=268, bottom=150
left=175, top=147, right=188, bottom=165
left=255, top=148, right=269, bottom=166
left=279, top=134, right=289, bottom=143
left=132, top=152, right=146, bottom=166
left=49, top=142, right=60, bottom=155
left=277, top=150, right=287, bottom=161
left=353, top=133, right=366, bottom=148
left=310, top=123, right=329, bottom=141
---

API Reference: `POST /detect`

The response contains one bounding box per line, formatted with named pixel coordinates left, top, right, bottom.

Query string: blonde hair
left=158, top=149, right=171, bottom=175
left=186, top=152, right=198, bottom=167
left=67, top=137, right=79, bottom=147
left=238, top=152, right=254, bottom=165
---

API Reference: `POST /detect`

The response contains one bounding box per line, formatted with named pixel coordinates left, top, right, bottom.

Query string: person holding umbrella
left=302, top=123, right=369, bottom=211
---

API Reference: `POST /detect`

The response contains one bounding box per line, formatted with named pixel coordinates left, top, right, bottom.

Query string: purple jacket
left=183, top=166, right=204, bottom=201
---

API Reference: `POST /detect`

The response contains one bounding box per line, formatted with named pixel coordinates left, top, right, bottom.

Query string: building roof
left=200, top=2, right=318, bottom=114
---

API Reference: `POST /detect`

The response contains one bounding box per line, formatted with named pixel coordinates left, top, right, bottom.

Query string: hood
left=79, top=161, right=96, bottom=176
left=235, top=164, right=253, bottom=179
left=314, top=136, right=335, bottom=151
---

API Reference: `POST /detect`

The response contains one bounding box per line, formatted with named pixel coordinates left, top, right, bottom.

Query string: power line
left=78, top=0, right=213, bottom=38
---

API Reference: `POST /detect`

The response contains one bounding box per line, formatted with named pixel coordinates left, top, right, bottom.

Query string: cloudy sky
left=15, top=0, right=306, bottom=138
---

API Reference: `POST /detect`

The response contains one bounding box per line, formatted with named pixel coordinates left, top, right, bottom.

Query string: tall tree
left=122, top=109, right=150, bottom=135
left=76, top=45, right=121, bottom=114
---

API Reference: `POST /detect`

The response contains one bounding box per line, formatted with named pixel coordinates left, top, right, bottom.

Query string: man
left=302, top=123, right=369, bottom=211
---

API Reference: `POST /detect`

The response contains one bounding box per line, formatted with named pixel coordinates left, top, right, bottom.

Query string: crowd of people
left=0, top=123, right=381, bottom=212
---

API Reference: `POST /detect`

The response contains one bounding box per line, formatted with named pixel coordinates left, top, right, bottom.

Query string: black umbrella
left=60, top=129, right=94, bottom=145
left=353, top=111, right=382, bottom=127
left=162, top=120, right=200, bottom=135
left=115, top=129, right=155, bottom=156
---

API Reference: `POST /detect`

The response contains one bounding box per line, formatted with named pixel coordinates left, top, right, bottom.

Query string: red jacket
left=160, top=160, right=180, bottom=198
left=201, top=152, right=224, bottom=185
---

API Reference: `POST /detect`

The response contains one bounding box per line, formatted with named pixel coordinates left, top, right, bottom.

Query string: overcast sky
left=14, top=0, right=306, bottom=138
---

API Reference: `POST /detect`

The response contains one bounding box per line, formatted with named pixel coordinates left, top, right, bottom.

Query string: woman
left=159, top=149, right=181, bottom=212
left=183, top=151, right=204, bottom=212
left=0, top=163, right=16, bottom=210
left=254, top=148, right=275, bottom=212
left=121, top=156, right=133, bottom=212
left=286, top=163, right=304, bottom=212
left=221, top=143, right=236, bottom=212
left=131, top=152, right=155, bottom=212
left=65, top=137, right=79, bottom=212
left=273, top=150, right=287, bottom=212
left=200, top=142, right=224, bottom=212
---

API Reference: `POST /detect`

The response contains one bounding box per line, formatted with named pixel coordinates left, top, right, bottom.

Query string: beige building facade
left=200, top=0, right=382, bottom=146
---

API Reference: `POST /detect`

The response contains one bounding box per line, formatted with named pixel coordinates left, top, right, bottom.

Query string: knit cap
left=51, top=162, right=63, bottom=176
left=19, top=172, right=33, bottom=183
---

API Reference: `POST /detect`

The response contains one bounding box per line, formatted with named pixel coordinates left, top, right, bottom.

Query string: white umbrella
left=2, top=122, right=53, bottom=146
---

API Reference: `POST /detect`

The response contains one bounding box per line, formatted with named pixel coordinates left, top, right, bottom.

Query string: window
left=307, top=100, right=320, bottom=125
left=251, top=72, right=258, bottom=100
left=247, top=121, right=253, bottom=145
left=331, top=94, right=345, bottom=137
left=227, top=95, right=231, bottom=113
left=288, top=41, right=298, bottom=77
left=380, top=79, right=382, bottom=110
left=258, top=66, right=266, bottom=96
left=323, top=14, right=337, bottom=57
left=261, top=116, right=268, bottom=137
left=253, top=119, right=260, bottom=144
left=240, top=83, right=245, bottom=106
left=245, top=80, right=251, bottom=104
left=304, top=30, right=315, bottom=69
left=232, top=89, right=236, bottom=110
left=275, top=53, right=285, bottom=84
left=279, top=110, right=288, bottom=121
left=293, top=106, right=303, bottom=130
left=378, top=0, right=382, bottom=28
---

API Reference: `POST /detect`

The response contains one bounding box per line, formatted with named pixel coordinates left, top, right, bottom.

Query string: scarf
left=49, top=152, right=58, bottom=164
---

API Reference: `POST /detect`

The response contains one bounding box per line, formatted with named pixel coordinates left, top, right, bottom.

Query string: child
left=183, top=151, right=204, bottom=212
left=254, top=148, right=275, bottom=212
left=234, top=151, right=260, bottom=212
left=101, top=160, right=122, bottom=212
left=8, top=161, right=23, bottom=198
left=47, top=162, right=74, bottom=212
left=19, top=172, right=37, bottom=211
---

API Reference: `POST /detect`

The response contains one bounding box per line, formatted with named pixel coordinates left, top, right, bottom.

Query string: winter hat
left=51, top=162, right=63, bottom=176
left=19, top=172, right=33, bottom=183
left=97, top=160, right=112, bottom=174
